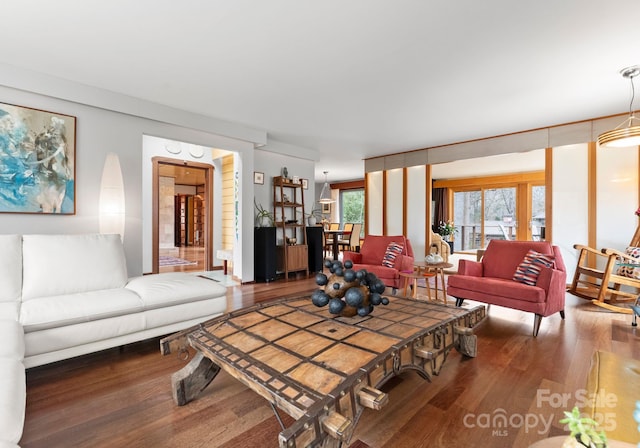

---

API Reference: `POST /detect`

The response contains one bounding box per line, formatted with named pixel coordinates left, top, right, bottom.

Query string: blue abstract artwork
left=0, top=102, right=75, bottom=213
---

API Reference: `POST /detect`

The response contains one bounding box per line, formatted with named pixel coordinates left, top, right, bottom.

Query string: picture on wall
left=0, top=102, right=76, bottom=214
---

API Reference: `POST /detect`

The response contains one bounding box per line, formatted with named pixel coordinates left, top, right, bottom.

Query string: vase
left=308, top=216, right=317, bottom=226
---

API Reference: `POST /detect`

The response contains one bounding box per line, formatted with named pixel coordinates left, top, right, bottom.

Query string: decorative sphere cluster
left=312, top=259, right=389, bottom=317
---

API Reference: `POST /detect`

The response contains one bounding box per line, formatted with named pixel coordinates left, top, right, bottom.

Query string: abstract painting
left=0, top=102, right=75, bottom=213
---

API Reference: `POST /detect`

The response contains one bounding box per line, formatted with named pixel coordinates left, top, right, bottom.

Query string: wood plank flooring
left=20, top=278, right=640, bottom=448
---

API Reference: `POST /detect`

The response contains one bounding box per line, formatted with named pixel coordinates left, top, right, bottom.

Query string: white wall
left=406, top=166, right=426, bottom=257
left=367, top=172, right=383, bottom=235
left=385, top=169, right=404, bottom=235
left=253, top=148, right=316, bottom=224
left=552, top=144, right=589, bottom=280
left=596, top=145, right=638, bottom=250
left=0, top=66, right=304, bottom=280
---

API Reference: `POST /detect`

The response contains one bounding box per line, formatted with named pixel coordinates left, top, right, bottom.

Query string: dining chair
left=323, top=223, right=340, bottom=257
left=339, top=223, right=362, bottom=252
left=336, top=223, right=354, bottom=251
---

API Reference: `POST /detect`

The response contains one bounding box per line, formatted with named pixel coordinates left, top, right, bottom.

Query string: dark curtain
left=432, top=187, right=448, bottom=233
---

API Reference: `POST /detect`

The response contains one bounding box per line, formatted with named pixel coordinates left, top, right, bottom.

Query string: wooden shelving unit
left=273, top=176, right=308, bottom=280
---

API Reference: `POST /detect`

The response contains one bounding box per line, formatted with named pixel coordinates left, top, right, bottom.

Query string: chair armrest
left=601, top=247, right=637, bottom=263
left=573, top=243, right=603, bottom=255
left=343, top=251, right=362, bottom=264
left=458, top=259, right=483, bottom=277
left=574, top=244, right=611, bottom=262
left=396, top=255, right=414, bottom=273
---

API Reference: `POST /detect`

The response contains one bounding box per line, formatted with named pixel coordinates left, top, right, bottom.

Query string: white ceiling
left=1, top=1, right=639, bottom=182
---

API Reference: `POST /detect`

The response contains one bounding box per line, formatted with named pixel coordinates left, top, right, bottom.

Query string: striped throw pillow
left=513, top=250, right=555, bottom=286
left=382, top=242, right=404, bottom=268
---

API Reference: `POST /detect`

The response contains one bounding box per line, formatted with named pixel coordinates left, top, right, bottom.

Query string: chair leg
left=533, top=314, right=543, bottom=337
left=455, top=298, right=464, bottom=307
left=559, top=309, right=565, bottom=319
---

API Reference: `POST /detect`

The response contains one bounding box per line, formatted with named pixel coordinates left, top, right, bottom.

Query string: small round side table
left=413, top=261, right=454, bottom=305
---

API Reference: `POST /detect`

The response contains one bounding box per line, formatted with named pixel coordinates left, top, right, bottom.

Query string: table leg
left=424, top=274, right=433, bottom=301
left=332, top=237, right=339, bottom=260
left=171, top=352, right=221, bottom=406
left=439, top=268, right=447, bottom=305
left=402, top=276, right=409, bottom=297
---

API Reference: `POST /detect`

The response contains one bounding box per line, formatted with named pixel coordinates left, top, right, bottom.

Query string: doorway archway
left=151, top=157, right=214, bottom=273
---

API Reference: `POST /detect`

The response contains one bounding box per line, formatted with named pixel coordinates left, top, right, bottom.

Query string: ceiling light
left=598, top=65, right=640, bottom=148
left=318, top=171, right=335, bottom=204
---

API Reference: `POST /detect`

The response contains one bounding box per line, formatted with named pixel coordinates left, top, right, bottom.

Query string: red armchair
left=447, top=240, right=566, bottom=337
left=342, top=235, right=414, bottom=292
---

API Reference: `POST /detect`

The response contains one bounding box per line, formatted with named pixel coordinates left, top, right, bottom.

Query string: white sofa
left=0, top=233, right=228, bottom=447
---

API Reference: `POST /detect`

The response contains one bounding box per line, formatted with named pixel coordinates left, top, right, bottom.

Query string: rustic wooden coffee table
left=161, top=295, right=485, bottom=447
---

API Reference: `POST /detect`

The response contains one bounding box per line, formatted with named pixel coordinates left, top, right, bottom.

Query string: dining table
left=323, top=228, right=352, bottom=260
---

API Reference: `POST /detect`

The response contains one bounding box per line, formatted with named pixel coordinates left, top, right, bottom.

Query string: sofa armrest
left=343, top=251, right=362, bottom=264
left=458, top=259, right=483, bottom=277
left=536, top=266, right=567, bottom=315
left=396, top=255, right=415, bottom=273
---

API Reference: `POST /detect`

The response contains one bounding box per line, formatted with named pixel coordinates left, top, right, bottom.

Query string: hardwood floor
left=21, top=278, right=640, bottom=448
left=159, top=246, right=206, bottom=273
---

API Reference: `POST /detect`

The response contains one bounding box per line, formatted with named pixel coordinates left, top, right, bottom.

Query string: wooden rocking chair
left=568, top=224, right=640, bottom=313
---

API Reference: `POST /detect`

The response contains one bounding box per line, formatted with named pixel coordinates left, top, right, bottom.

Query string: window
left=437, top=172, right=545, bottom=251
left=340, top=188, right=364, bottom=236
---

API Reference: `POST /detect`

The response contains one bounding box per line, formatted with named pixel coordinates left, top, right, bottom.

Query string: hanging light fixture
left=318, top=171, right=335, bottom=204
left=598, top=65, right=640, bottom=148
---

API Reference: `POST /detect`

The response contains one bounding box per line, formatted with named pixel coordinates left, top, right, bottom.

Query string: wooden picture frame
left=0, top=102, right=76, bottom=214
left=321, top=203, right=331, bottom=213
left=301, top=178, right=308, bottom=190
left=254, top=171, right=264, bottom=185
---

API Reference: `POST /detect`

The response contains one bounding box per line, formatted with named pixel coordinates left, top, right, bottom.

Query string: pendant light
left=598, top=65, right=640, bottom=148
left=318, top=171, right=335, bottom=204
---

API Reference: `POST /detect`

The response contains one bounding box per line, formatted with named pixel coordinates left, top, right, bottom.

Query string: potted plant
left=438, top=220, right=458, bottom=242
left=559, top=407, right=607, bottom=448
left=304, top=207, right=323, bottom=226
left=254, top=199, right=274, bottom=227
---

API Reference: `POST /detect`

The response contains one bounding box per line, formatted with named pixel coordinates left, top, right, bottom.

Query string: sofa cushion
left=20, top=288, right=144, bottom=332
left=360, top=235, right=409, bottom=265
left=381, top=242, right=403, bottom=268
left=22, top=234, right=128, bottom=301
left=143, top=297, right=227, bottom=329
left=447, top=275, right=546, bottom=304
left=351, top=264, right=399, bottom=283
left=0, top=235, right=22, bottom=304
left=513, top=250, right=555, bottom=286
left=482, top=240, right=555, bottom=280
left=0, top=303, right=20, bottom=322
left=0, top=320, right=24, bottom=361
left=0, top=358, right=25, bottom=445
left=125, top=273, right=227, bottom=310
